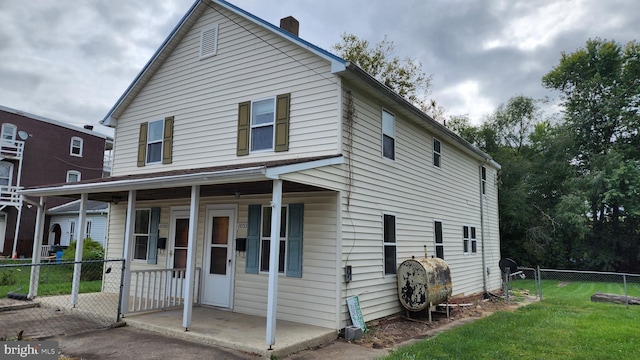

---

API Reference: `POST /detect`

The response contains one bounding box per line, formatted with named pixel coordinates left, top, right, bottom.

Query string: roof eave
left=338, top=63, right=500, bottom=168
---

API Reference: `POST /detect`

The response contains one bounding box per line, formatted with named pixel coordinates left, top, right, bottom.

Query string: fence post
left=117, top=259, right=126, bottom=323
left=623, top=274, right=628, bottom=309
left=537, top=266, right=543, bottom=301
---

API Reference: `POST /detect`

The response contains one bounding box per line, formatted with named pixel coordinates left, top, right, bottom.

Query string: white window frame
left=383, top=213, right=397, bottom=275
left=259, top=204, right=288, bottom=273
left=146, top=119, right=164, bottom=164
left=1, top=123, right=17, bottom=142
left=471, top=226, right=477, bottom=254
left=250, top=97, right=276, bottom=153
left=86, top=221, right=92, bottom=238
left=133, top=209, right=151, bottom=261
left=0, top=161, right=13, bottom=186
left=382, top=109, right=395, bottom=160
left=70, top=136, right=83, bottom=157
left=463, top=225, right=477, bottom=255
left=69, top=221, right=76, bottom=243
left=434, top=220, right=444, bottom=259
left=433, top=138, right=441, bottom=168
left=66, top=170, right=81, bottom=183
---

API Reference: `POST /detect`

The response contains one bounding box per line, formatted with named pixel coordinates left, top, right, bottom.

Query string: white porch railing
left=0, top=139, right=24, bottom=160
left=0, top=185, right=21, bottom=207
left=40, top=245, right=51, bottom=258
left=128, top=267, right=201, bottom=314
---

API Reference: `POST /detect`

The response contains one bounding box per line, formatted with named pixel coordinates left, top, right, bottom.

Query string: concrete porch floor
left=123, top=306, right=338, bottom=358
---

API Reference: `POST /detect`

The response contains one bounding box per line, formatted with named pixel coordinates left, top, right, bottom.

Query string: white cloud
left=437, top=80, right=496, bottom=124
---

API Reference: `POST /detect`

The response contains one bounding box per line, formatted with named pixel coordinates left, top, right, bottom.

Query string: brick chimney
left=279, top=16, right=299, bottom=36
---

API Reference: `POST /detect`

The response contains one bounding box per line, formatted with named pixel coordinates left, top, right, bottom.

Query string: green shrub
left=62, top=238, right=105, bottom=281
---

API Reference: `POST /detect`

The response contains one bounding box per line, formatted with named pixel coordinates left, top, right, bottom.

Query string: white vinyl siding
left=104, top=192, right=338, bottom=329
left=334, top=86, right=501, bottom=326
left=110, top=6, right=340, bottom=176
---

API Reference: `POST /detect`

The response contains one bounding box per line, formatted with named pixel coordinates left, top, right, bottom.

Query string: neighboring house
left=47, top=200, right=109, bottom=247
left=0, top=105, right=112, bottom=257
left=22, top=0, right=501, bottom=349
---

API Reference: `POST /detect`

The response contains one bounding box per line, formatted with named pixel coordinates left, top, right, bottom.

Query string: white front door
left=202, top=207, right=235, bottom=308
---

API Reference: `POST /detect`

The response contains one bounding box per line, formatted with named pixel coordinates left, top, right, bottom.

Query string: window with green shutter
left=236, top=94, right=290, bottom=156
left=137, top=116, right=174, bottom=167
left=245, top=203, right=303, bottom=277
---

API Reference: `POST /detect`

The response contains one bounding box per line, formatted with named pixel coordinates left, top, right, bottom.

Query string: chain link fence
left=0, top=259, right=124, bottom=340
left=507, top=266, right=640, bottom=306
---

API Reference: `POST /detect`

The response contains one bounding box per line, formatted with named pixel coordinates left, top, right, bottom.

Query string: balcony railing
left=0, top=185, right=21, bottom=207
left=0, top=139, right=24, bottom=160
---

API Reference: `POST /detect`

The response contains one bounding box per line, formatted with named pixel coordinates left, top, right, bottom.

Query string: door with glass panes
left=202, top=208, right=235, bottom=307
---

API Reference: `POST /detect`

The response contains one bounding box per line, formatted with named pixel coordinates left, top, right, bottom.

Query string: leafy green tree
left=332, top=33, right=434, bottom=110
left=543, top=38, right=640, bottom=271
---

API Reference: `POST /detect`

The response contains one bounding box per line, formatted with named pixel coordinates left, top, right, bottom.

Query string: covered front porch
left=124, top=306, right=336, bottom=358
left=21, top=156, right=345, bottom=354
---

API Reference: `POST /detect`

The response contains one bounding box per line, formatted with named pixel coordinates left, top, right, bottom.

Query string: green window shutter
left=237, top=101, right=251, bottom=156
left=137, top=122, right=148, bottom=167
left=162, top=116, right=174, bottom=164
left=274, top=93, right=290, bottom=152
left=147, top=207, right=161, bottom=265
left=286, top=203, right=303, bottom=278
left=245, top=204, right=261, bottom=274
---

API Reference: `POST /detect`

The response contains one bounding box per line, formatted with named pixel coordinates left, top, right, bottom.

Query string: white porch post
left=11, top=202, right=23, bottom=258
left=71, top=193, right=88, bottom=306
left=28, top=197, right=46, bottom=299
left=183, top=185, right=200, bottom=330
left=266, top=179, right=283, bottom=348
left=120, top=190, right=136, bottom=315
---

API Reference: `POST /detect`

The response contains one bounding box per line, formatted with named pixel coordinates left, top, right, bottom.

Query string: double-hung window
left=383, top=214, right=397, bottom=275
left=463, top=226, right=477, bottom=254
left=382, top=110, right=395, bottom=160
left=435, top=221, right=444, bottom=259
left=245, top=203, right=304, bottom=277
left=260, top=206, right=287, bottom=272
left=137, top=117, right=174, bottom=167
left=481, top=166, right=487, bottom=195
left=70, top=136, right=83, bottom=157
left=134, top=209, right=151, bottom=261
left=146, top=120, right=164, bottom=164
left=237, top=94, right=291, bottom=156
left=1, top=123, right=16, bottom=143
left=433, top=138, right=441, bottom=167
left=251, top=98, right=276, bottom=152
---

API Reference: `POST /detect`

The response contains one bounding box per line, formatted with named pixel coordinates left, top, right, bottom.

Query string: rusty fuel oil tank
left=397, top=257, right=452, bottom=312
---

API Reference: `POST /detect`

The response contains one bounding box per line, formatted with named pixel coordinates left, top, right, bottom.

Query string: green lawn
left=384, top=280, right=640, bottom=360
left=0, top=260, right=102, bottom=297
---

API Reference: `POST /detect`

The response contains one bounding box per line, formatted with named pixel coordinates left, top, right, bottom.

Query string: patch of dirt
left=344, top=293, right=534, bottom=349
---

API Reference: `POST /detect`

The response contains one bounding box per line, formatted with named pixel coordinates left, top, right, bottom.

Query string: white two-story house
left=23, top=0, right=501, bottom=352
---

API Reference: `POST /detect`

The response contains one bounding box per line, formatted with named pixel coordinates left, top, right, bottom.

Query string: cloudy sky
left=1, top=0, right=638, bottom=136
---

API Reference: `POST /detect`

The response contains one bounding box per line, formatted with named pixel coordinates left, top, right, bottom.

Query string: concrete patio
left=123, top=306, right=338, bottom=358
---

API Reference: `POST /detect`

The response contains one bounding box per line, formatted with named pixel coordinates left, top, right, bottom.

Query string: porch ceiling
left=83, top=180, right=327, bottom=203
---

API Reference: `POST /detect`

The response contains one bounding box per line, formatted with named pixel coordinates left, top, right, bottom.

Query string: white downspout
left=120, top=190, right=137, bottom=316
left=480, top=164, right=487, bottom=293
left=71, top=193, right=88, bottom=306
left=28, top=197, right=45, bottom=299
left=266, top=179, right=283, bottom=349
left=183, top=185, right=200, bottom=330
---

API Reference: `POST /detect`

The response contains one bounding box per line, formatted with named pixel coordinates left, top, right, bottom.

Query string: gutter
left=19, top=167, right=266, bottom=197
left=339, top=63, right=501, bottom=168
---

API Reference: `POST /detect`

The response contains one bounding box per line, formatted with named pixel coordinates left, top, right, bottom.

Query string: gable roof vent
left=200, top=24, right=219, bottom=59
left=279, top=16, right=299, bottom=37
